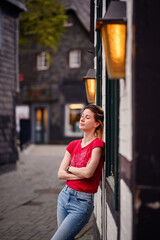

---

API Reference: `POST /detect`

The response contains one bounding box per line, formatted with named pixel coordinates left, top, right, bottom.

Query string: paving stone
left=0, top=144, right=95, bottom=240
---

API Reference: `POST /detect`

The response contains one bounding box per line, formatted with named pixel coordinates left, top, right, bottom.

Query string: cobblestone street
left=0, top=145, right=95, bottom=240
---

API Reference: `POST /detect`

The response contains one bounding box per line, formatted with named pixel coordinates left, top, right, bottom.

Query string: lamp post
left=96, top=1, right=127, bottom=79
left=83, top=69, right=96, bottom=103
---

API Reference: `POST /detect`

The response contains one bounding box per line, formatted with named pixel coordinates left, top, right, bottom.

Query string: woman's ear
left=95, top=121, right=100, bottom=129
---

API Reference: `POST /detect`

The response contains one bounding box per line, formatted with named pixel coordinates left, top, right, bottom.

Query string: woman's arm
left=58, top=150, right=84, bottom=180
left=69, top=147, right=103, bottom=179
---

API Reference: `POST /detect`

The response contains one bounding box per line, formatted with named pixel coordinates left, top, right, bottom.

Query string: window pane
left=69, top=50, right=81, bottom=68
left=37, top=51, right=50, bottom=71
left=65, top=104, right=84, bottom=136
left=64, top=16, right=74, bottom=27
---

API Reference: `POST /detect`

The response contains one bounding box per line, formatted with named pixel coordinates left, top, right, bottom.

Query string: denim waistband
left=63, top=185, right=94, bottom=201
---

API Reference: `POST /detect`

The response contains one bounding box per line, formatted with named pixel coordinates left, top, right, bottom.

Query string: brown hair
left=84, top=104, right=104, bottom=139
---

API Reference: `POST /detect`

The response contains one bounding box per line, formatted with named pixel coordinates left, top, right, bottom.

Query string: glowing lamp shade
left=101, top=23, right=126, bottom=79
left=85, top=78, right=96, bottom=103
left=83, top=69, right=96, bottom=103
left=96, top=1, right=127, bottom=79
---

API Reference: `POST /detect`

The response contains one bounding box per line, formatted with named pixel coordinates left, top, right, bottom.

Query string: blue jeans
left=51, top=185, right=94, bottom=240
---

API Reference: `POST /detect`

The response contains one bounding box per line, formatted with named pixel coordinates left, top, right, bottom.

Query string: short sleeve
left=92, top=138, right=104, bottom=149
left=66, top=140, right=78, bottom=154
left=66, top=141, right=73, bottom=154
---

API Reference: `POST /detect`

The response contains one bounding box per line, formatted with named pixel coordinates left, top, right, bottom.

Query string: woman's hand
left=58, top=151, right=84, bottom=180
left=69, top=147, right=103, bottom=179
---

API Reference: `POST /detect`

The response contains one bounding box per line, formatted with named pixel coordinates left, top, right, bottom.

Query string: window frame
left=96, top=0, right=120, bottom=214
left=64, top=103, right=84, bottom=137
left=64, top=16, right=74, bottom=27
left=68, top=49, right=81, bottom=69
left=36, top=51, right=50, bottom=71
left=105, top=79, right=120, bottom=211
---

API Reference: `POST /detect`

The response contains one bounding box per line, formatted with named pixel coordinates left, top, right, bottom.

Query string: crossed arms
left=58, top=147, right=103, bottom=180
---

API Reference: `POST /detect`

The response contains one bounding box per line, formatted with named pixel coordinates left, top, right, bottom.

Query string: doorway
left=32, top=105, right=49, bottom=144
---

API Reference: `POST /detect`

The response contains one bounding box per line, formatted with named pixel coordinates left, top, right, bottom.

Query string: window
left=106, top=79, right=119, bottom=210
left=104, top=0, right=119, bottom=211
left=65, top=104, right=84, bottom=137
left=69, top=49, right=81, bottom=68
left=96, top=0, right=119, bottom=213
left=37, top=51, right=50, bottom=71
left=64, top=16, right=74, bottom=27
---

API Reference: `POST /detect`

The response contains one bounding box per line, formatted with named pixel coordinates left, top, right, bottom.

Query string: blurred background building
left=0, top=0, right=159, bottom=239
left=0, top=0, right=26, bottom=164
left=17, top=0, right=94, bottom=146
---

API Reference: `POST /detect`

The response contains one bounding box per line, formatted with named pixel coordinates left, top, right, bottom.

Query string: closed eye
left=81, top=114, right=91, bottom=119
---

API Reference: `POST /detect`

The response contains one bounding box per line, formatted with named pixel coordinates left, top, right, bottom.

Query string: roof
left=4, top=0, right=27, bottom=11
left=59, top=0, right=90, bottom=32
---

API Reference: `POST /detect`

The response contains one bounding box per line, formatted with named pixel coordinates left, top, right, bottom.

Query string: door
left=35, top=107, right=48, bottom=143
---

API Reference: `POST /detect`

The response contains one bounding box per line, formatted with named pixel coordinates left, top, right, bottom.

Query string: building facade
left=0, top=0, right=26, bottom=164
left=18, top=0, right=94, bottom=145
left=92, top=0, right=160, bottom=239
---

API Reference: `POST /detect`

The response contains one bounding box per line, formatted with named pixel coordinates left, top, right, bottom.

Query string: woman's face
left=79, top=109, right=99, bottom=132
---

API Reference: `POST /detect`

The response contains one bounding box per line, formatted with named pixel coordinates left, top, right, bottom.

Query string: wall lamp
left=96, top=1, right=127, bottom=79
left=83, top=69, right=96, bottom=103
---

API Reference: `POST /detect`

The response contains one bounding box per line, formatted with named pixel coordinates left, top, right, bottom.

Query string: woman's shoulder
left=92, top=138, right=104, bottom=148
left=69, top=139, right=81, bottom=146
left=66, top=139, right=81, bottom=152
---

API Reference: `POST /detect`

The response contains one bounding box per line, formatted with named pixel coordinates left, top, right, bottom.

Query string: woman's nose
left=81, top=116, right=85, bottom=122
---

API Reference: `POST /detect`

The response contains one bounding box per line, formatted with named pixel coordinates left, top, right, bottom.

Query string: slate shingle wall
left=19, top=10, right=94, bottom=143
left=0, top=4, right=19, bottom=164
left=50, top=13, right=94, bottom=142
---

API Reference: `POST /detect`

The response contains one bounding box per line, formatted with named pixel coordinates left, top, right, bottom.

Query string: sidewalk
left=0, top=145, right=96, bottom=240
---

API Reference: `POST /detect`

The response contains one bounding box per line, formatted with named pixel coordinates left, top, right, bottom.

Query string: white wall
left=120, top=179, right=132, bottom=240
left=119, top=0, right=133, bottom=162
left=107, top=205, right=118, bottom=240
left=119, top=1, right=133, bottom=239
left=94, top=187, right=102, bottom=237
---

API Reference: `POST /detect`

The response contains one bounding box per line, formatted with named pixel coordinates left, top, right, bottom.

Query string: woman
left=51, top=104, right=104, bottom=240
